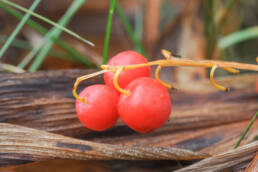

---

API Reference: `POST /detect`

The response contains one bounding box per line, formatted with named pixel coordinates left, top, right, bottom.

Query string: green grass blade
left=0, top=35, right=66, bottom=60
left=0, top=2, right=45, bottom=34
left=0, top=3, right=96, bottom=67
left=0, top=0, right=41, bottom=59
left=0, top=0, right=94, bottom=46
left=19, top=27, right=71, bottom=69
left=116, top=1, right=147, bottom=57
left=234, top=112, right=258, bottom=149
left=102, top=0, right=116, bottom=64
left=218, top=26, right=258, bottom=49
left=28, top=0, right=86, bottom=72
left=0, top=35, right=31, bottom=49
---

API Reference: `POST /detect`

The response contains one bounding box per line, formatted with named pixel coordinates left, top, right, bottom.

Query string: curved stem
left=210, top=65, right=229, bottom=92
left=223, top=67, right=239, bottom=74
left=155, top=65, right=174, bottom=89
left=73, top=70, right=108, bottom=103
left=74, top=50, right=258, bottom=101
left=113, top=67, right=130, bottom=96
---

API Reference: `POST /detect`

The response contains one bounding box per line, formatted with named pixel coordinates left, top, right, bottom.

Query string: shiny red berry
left=76, top=85, right=119, bottom=131
left=118, top=77, right=172, bottom=133
left=104, top=51, right=151, bottom=91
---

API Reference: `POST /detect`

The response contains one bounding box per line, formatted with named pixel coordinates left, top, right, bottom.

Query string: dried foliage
left=176, top=141, right=258, bottom=172
left=0, top=122, right=208, bottom=168
left=0, top=69, right=257, bottom=171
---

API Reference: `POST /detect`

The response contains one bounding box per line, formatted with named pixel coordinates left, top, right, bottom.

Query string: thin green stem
left=234, top=112, right=258, bottom=149
left=115, top=1, right=147, bottom=57
left=0, top=0, right=94, bottom=46
left=0, top=3, right=96, bottom=67
left=203, top=0, right=216, bottom=58
left=102, top=0, right=116, bottom=64
left=0, top=0, right=41, bottom=59
left=28, top=0, right=86, bottom=72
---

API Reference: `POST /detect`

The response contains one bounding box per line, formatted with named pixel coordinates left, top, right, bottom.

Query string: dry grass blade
left=0, top=62, right=25, bottom=73
left=175, top=141, right=258, bottom=172
left=0, top=123, right=208, bottom=168
left=245, top=153, right=258, bottom=172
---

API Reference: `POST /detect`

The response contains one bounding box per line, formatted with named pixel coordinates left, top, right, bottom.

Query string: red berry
left=76, top=85, right=119, bottom=131
left=104, top=51, right=151, bottom=91
left=118, top=77, right=172, bottom=133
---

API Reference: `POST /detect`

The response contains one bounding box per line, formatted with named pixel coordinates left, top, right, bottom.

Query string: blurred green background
left=0, top=0, right=257, bottom=78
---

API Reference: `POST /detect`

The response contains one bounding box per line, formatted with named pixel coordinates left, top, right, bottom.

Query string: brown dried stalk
left=245, top=153, right=258, bottom=172
left=0, top=123, right=208, bottom=168
left=175, top=141, right=258, bottom=172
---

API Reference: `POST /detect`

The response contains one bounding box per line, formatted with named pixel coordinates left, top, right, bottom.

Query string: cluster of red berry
left=75, top=51, right=172, bottom=133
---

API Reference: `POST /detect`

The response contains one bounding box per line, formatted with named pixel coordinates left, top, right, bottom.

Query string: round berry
left=118, top=77, right=172, bottom=133
left=104, top=51, right=151, bottom=91
left=76, top=85, right=119, bottom=131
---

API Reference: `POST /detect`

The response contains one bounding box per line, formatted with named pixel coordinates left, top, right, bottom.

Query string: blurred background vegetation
left=0, top=1, right=257, bottom=171
left=0, top=0, right=257, bottom=84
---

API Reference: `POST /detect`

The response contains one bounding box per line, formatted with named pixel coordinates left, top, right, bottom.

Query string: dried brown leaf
left=175, top=141, right=258, bottom=172
left=0, top=123, right=208, bottom=168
